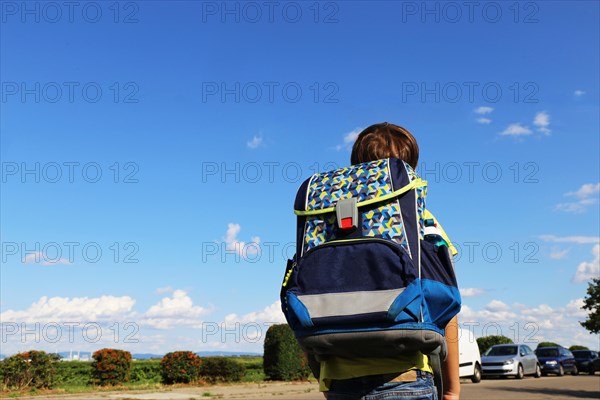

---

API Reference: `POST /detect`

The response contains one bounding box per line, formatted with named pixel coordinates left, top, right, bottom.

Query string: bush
left=160, top=351, right=202, bottom=384
left=263, top=324, right=310, bottom=381
left=91, top=348, right=132, bottom=386
left=569, top=345, right=589, bottom=351
left=200, top=357, right=245, bottom=383
left=537, top=341, right=561, bottom=348
left=476, top=335, right=514, bottom=355
left=0, top=350, right=59, bottom=390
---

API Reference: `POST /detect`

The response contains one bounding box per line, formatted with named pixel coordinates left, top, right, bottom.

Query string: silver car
left=481, top=344, right=542, bottom=379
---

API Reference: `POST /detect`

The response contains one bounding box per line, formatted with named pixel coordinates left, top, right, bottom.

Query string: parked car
left=572, top=350, right=600, bottom=375
left=535, top=346, right=578, bottom=376
left=481, top=344, right=541, bottom=379
left=458, top=329, right=482, bottom=383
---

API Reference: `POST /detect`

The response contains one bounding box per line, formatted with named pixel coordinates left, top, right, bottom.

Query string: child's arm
left=442, top=315, right=460, bottom=400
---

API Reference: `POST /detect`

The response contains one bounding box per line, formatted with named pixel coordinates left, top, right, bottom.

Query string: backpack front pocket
left=284, top=239, right=422, bottom=329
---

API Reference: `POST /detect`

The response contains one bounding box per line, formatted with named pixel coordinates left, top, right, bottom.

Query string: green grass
left=234, top=356, right=264, bottom=382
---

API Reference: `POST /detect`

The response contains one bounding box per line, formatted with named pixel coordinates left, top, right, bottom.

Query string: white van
left=458, top=328, right=482, bottom=383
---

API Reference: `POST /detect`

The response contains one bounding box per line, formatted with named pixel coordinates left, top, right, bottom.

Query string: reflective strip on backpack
left=297, top=288, right=405, bottom=318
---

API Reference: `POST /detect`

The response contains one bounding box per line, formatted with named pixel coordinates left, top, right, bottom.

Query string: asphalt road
left=8, top=375, right=600, bottom=400
left=460, top=375, right=600, bottom=399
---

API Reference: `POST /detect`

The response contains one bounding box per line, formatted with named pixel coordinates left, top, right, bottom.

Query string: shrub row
left=2, top=325, right=312, bottom=391
left=1, top=349, right=252, bottom=390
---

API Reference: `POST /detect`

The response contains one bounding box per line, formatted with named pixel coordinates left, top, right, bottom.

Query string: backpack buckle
left=336, top=197, right=358, bottom=231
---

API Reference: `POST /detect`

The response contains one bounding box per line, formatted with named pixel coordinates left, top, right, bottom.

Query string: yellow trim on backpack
left=423, top=209, right=458, bottom=257
left=282, top=265, right=294, bottom=287
left=294, top=178, right=428, bottom=216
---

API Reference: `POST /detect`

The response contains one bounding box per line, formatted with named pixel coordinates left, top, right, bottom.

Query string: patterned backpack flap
left=293, top=158, right=424, bottom=259
left=282, top=158, right=460, bottom=359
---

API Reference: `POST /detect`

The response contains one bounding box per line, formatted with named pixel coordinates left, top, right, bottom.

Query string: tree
left=569, top=345, right=589, bottom=351
left=476, top=335, right=513, bottom=355
left=537, top=342, right=561, bottom=348
left=263, top=324, right=310, bottom=381
left=581, top=277, right=600, bottom=334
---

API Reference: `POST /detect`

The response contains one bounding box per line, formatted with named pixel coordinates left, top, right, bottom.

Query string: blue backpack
left=281, top=158, right=461, bottom=363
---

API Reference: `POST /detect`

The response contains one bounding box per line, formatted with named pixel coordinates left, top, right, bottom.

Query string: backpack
left=280, top=157, right=461, bottom=365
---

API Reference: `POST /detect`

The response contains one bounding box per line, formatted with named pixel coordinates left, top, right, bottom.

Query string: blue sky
left=1, top=1, right=599, bottom=355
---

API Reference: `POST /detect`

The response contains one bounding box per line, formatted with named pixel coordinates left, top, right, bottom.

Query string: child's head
left=350, top=122, right=419, bottom=169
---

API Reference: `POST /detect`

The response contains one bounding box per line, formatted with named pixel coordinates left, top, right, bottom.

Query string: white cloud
left=0, top=295, right=136, bottom=324
left=336, top=127, right=363, bottom=151
left=549, top=249, right=570, bottom=260
left=539, top=235, right=600, bottom=244
left=500, top=123, right=532, bottom=136
left=555, top=199, right=597, bottom=213
left=156, top=286, right=173, bottom=294
left=247, top=134, right=263, bottom=149
left=146, top=290, right=208, bottom=318
left=574, top=90, right=585, bottom=96
left=572, top=244, right=600, bottom=283
left=460, top=288, right=486, bottom=297
left=141, top=290, right=213, bottom=330
left=487, top=299, right=511, bottom=312
left=224, top=300, right=286, bottom=325
left=213, top=300, right=285, bottom=351
left=0, top=291, right=216, bottom=354
left=23, top=252, right=72, bottom=266
left=344, top=128, right=361, bottom=144
left=458, top=300, right=519, bottom=323
left=533, top=111, right=551, bottom=135
left=476, top=118, right=492, bottom=125
left=460, top=299, right=599, bottom=350
left=224, top=223, right=261, bottom=260
left=556, top=183, right=600, bottom=213
left=0, top=295, right=285, bottom=355
left=564, top=298, right=588, bottom=318
left=474, top=106, right=494, bottom=115
left=566, top=183, right=600, bottom=199
left=521, top=304, right=554, bottom=317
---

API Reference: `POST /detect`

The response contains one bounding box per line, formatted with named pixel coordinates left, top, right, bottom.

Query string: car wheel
left=572, top=365, right=578, bottom=376
left=534, top=364, right=542, bottom=378
left=558, top=364, right=564, bottom=376
left=589, top=366, right=595, bottom=375
left=516, top=364, right=524, bottom=379
left=471, top=363, right=482, bottom=383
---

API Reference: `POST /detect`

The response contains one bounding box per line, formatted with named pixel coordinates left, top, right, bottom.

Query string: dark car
left=572, top=350, right=600, bottom=375
left=535, top=346, right=578, bottom=376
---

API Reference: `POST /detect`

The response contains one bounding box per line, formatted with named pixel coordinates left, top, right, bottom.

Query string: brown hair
left=350, top=122, right=419, bottom=168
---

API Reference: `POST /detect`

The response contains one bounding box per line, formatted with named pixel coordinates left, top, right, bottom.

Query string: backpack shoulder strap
left=429, top=343, right=447, bottom=400
left=429, top=349, right=443, bottom=400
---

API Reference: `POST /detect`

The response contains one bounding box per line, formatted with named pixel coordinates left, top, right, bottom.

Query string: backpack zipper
left=301, top=237, right=406, bottom=259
